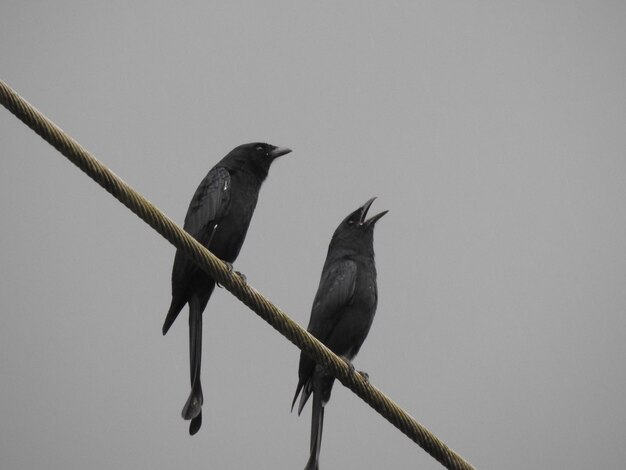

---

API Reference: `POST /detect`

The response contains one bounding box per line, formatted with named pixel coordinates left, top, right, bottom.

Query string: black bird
left=163, top=142, right=291, bottom=435
left=292, top=198, right=387, bottom=469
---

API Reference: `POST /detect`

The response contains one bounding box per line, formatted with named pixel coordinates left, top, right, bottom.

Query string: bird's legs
left=340, top=355, right=370, bottom=383
left=217, top=262, right=247, bottom=288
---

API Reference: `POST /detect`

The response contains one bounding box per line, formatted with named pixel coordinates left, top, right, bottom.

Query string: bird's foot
left=217, top=262, right=233, bottom=288
left=339, top=356, right=369, bottom=382
left=340, top=355, right=356, bottom=373
left=217, top=262, right=246, bottom=288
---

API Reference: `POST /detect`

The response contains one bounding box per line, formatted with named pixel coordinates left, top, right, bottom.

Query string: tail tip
left=162, top=317, right=174, bottom=335
left=189, top=413, right=202, bottom=435
left=182, top=393, right=202, bottom=421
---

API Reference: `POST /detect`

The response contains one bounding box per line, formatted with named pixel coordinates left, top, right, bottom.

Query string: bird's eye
left=347, top=220, right=355, bottom=225
left=255, top=146, right=265, bottom=153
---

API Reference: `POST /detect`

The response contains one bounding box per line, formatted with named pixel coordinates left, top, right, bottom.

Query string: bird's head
left=224, top=142, right=291, bottom=179
left=331, top=197, right=388, bottom=248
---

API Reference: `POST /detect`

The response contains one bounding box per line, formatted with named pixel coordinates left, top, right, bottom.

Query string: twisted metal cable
left=0, top=79, right=475, bottom=470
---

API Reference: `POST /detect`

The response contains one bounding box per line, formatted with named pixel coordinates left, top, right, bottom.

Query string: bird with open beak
left=292, top=197, right=387, bottom=469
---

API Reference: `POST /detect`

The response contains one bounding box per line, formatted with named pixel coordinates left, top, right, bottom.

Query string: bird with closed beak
left=163, top=142, right=291, bottom=435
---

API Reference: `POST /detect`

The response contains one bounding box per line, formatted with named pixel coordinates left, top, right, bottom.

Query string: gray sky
left=1, top=2, right=625, bottom=469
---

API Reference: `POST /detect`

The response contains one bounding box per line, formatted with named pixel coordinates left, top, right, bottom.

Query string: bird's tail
left=181, top=296, right=204, bottom=434
left=292, top=377, right=311, bottom=415
left=304, top=388, right=324, bottom=470
left=189, top=412, right=202, bottom=435
left=162, top=295, right=186, bottom=335
left=182, top=379, right=203, bottom=428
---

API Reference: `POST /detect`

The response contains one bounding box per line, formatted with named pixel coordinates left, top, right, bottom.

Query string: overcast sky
left=1, top=2, right=625, bottom=469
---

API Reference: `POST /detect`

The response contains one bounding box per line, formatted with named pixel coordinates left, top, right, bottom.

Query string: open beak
left=270, top=146, right=292, bottom=159
left=359, top=197, right=388, bottom=226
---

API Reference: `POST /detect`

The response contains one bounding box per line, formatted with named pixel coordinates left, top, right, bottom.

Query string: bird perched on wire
left=163, top=142, right=291, bottom=435
left=292, top=198, right=387, bottom=469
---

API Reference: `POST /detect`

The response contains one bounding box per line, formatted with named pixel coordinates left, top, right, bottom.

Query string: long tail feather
left=182, top=297, right=203, bottom=422
left=305, top=388, right=324, bottom=470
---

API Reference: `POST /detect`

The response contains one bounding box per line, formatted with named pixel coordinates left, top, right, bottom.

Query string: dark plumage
left=292, top=198, right=387, bottom=469
left=163, top=142, right=291, bottom=435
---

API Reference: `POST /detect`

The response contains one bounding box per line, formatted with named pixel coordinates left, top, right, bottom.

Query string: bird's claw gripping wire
left=339, top=355, right=369, bottom=382
left=340, top=355, right=355, bottom=373
left=217, top=262, right=247, bottom=288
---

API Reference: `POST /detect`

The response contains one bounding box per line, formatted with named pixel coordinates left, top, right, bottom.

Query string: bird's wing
left=163, top=167, right=232, bottom=335
left=182, top=166, right=232, bottom=243
left=307, top=259, right=358, bottom=343
left=171, top=166, right=231, bottom=293
left=292, top=259, right=357, bottom=413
